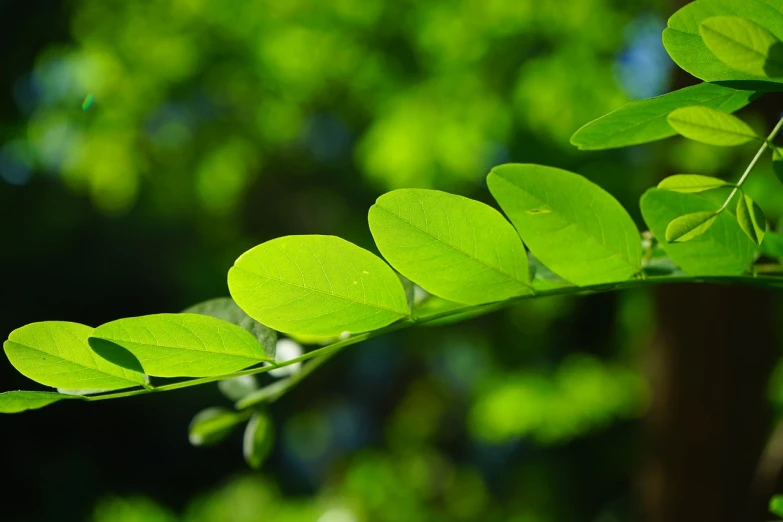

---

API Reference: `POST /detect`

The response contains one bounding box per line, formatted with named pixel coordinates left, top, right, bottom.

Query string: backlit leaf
left=487, top=164, right=641, bottom=286
left=3, top=322, right=147, bottom=390
left=189, top=407, right=244, bottom=446
left=243, top=411, right=274, bottom=469
left=368, top=189, right=532, bottom=305
left=0, top=391, right=76, bottom=414
left=665, top=211, right=718, bottom=242
left=640, top=189, right=756, bottom=275
left=736, top=193, right=767, bottom=245
left=228, top=235, right=410, bottom=337
left=663, top=0, right=783, bottom=91
left=657, top=174, right=732, bottom=193
left=91, top=314, right=271, bottom=377
left=667, top=106, right=759, bottom=146
left=700, top=16, right=783, bottom=78
left=570, top=83, right=757, bottom=150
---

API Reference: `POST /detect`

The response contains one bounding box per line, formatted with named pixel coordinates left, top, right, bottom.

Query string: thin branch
left=77, top=273, right=783, bottom=406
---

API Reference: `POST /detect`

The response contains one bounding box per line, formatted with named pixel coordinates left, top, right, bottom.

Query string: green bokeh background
left=1, top=0, right=782, bottom=521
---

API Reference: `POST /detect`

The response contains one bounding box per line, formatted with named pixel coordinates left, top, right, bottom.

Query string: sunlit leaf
left=487, top=164, right=641, bottom=286
left=368, top=189, right=532, bottom=305
left=700, top=16, right=783, bottom=78
left=91, top=314, right=271, bottom=377
left=663, top=0, right=783, bottom=91
left=640, top=189, right=756, bottom=275
left=189, top=407, right=244, bottom=446
left=657, top=174, right=733, bottom=193
left=736, top=193, right=767, bottom=245
left=665, top=211, right=718, bottom=242
left=184, top=297, right=277, bottom=359
left=228, top=235, right=410, bottom=337
left=243, top=411, right=274, bottom=469
left=771, top=495, right=783, bottom=517
left=3, top=322, right=147, bottom=390
left=217, top=375, right=259, bottom=401
left=570, top=83, right=757, bottom=150
left=667, top=106, right=759, bottom=146
left=0, top=391, right=77, bottom=414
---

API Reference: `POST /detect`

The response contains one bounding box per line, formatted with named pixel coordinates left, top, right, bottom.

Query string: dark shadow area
left=765, top=41, right=783, bottom=79
left=88, top=338, right=146, bottom=374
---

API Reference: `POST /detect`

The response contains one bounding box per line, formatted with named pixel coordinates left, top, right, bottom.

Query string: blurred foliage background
left=2, top=0, right=783, bottom=521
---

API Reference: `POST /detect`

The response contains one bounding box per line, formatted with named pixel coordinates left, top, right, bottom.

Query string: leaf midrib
left=701, top=22, right=782, bottom=64
left=491, top=173, right=639, bottom=270
left=231, top=265, right=410, bottom=317
left=668, top=113, right=758, bottom=140
left=579, top=90, right=740, bottom=144
left=372, top=203, right=532, bottom=289
left=94, top=321, right=272, bottom=362
left=3, top=339, right=143, bottom=386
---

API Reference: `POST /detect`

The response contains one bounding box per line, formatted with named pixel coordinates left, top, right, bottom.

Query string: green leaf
left=570, top=83, right=757, bottom=150
left=184, top=297, right=277, bottom=359
left=243, top=411, right=274, bottom=469
left=487, top=164, right=641, bottom=286
left=760, top=231, right=783, bottom=258
left=665, top=211, right=719, bottom=242
left=773, top=147, right=783, bottom=185
left=663, top=0, right=783, bottom=91
left=770, top=495, right=783, bottom=517
left=736, top=193, right=767, bottom=245
left=3, top=322, right=147, bottom=390
left=700, top=16, right=783, bottom=78
left=368, top=189, right=532, bottom=305
left=188, top=407, right=244, bottom=446
left=640, top=189, right=756, bottom=275
left=91, top=313, right=271, bottom=377
left=228, top=235, right=410, bottom=337
left=667, top=106, right=759, bottom=146
left=657, top=174, right=733, bottom=193
left=217, top=375, right=259, bottom=401
left=0, top=391, right=77, bottom=414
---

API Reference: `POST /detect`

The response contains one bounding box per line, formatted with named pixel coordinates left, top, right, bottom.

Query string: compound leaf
left=663, top=0, right=783, bottom=91
left=91, top=314, right=271, bottom=378
left=570, top=83, right=757, bottom=150
left=0, top=391, right=77, bottom=414
left=487, top=164, right=641, bottom=286
left=667, top=106, right=759, bottom=146
left=665, top=211, right=719, bottom=242
left=228, top=235, right=409, bottom=337
left=368, top=189, right=532, bottom=305
left=3, top=322, right=147, bottom=390
left=736, top=193, right=767, bottom=245
left=700, top=16, right=783, bottom=78
left=657, top=174, right=733, bottom=193
left=640, top=189, right=756, bottom=275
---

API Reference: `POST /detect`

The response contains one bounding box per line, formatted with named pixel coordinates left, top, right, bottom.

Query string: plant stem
left=719, top=116, right=783, bottom=212
left=79, top=273, right=783, bottom=406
